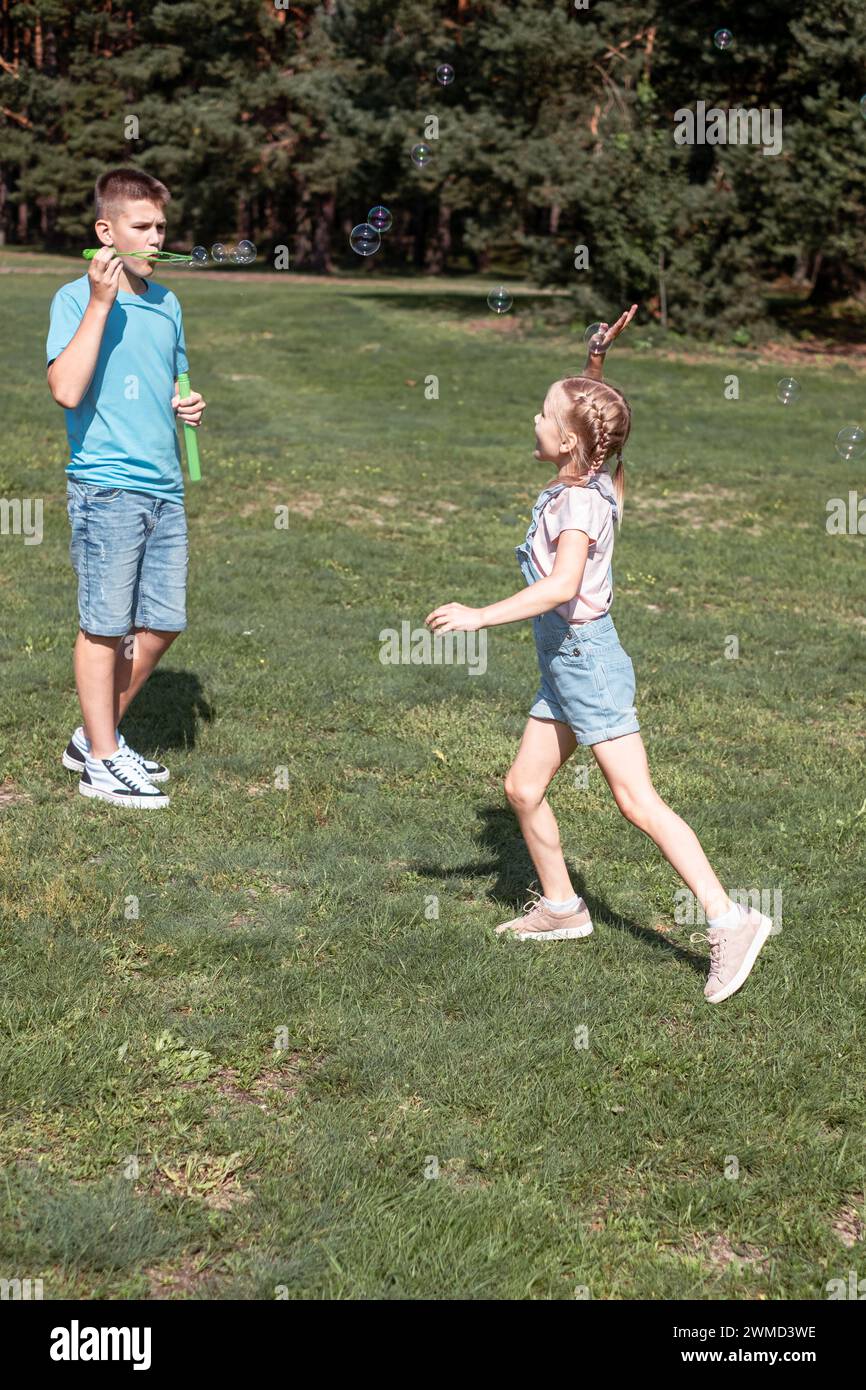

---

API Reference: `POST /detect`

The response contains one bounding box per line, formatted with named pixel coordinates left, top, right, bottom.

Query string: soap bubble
left=211, top=243, right=228, bottom=263
left=350, top=223, right=381, bottom=256
left=487, top=286, right=513, bottom=315
left=713, top=28, right=733, bottom=50
left=436, top=64, right=455, bottom=86
left=367, top=205, right=392, bottom=233
left=191, top=246, right=208, bottom=265
left=236, top=239, right=256, bottom=264
left=411, top=143, right=432, bottom=168
left=860, top=94, right=866, bottom=118
left=584, top=321, right=609, bottom=353
left=777, top=377, right=801, bottom=405
left=229, top=248, right=242, bottom=263
left=835, top=425, right=866, bottom=461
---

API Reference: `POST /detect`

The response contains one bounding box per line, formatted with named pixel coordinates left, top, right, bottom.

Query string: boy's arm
left=47, top=250, right=123, bottom=409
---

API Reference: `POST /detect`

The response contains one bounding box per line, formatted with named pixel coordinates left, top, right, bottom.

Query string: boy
left=47, top=167, right=206, bottom=807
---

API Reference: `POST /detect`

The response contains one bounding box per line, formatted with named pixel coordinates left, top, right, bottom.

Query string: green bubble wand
left=82, top=247, right=195, bottom=262
left=176, top=371, right=201, bottom=483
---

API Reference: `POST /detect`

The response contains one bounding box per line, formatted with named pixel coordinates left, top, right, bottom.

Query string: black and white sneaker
left=79, top=749, right=170, bottom=808
left=63, top=726, right=169, bottom=782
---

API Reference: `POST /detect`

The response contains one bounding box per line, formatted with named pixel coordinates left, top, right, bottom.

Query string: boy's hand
left=425, top=602, right=485, bottom=634
left=87, top=247, right=124, bottom=310
left=171, top=389, right=206, bottom=426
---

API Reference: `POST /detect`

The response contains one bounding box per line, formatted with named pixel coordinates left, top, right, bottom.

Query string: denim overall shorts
left=515, top=481, right=640, bottom=747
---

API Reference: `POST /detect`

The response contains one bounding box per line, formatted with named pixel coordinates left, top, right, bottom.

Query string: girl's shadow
left=415, top=804, right=707, bottom=976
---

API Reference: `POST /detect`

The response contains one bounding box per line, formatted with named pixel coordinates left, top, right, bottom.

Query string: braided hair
left=541, top=375, right=632, bottom=525
left=584, top=395, right=610, bottom=476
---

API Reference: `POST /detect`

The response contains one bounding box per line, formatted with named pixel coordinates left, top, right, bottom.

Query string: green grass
left=0, top=254, right=864, bottom=1299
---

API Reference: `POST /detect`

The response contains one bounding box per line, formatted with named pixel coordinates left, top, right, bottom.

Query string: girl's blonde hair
left=542, top=376, right=631, bottom=527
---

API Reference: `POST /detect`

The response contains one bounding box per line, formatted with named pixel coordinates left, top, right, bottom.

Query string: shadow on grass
left=413, top=803, right=706, bottom=975
left=121, top=669, right=214, bottom=753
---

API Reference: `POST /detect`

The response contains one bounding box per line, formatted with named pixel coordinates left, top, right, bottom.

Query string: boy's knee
left=134, top=626, right=182, bottom=644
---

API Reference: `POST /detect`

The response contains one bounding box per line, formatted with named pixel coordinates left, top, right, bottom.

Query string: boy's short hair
left=95, top=168, right=171, bottom=221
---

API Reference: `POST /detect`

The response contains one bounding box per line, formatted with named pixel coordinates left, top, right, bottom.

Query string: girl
left=425, top=306, right=773, bottom=1004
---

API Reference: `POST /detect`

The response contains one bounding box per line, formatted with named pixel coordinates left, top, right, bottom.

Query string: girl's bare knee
left=504, top=774, right=543, bottom=812
left=618, top=790, right=666, bottom=831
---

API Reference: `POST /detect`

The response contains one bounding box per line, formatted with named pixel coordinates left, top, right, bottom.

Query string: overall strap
left=525, top=482, right=567, bottom=542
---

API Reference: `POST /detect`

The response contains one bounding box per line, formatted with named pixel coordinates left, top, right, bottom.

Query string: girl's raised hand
left=588, top=303, right=638, bottom=355
left=425, top=602, right=485, bottom=634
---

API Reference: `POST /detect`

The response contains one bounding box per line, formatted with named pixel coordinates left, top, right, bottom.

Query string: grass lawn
left=0, top=254, right=864, bottom=1299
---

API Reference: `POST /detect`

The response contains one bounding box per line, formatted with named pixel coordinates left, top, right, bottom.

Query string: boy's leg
left=115, top=627, right=181, bottom=725
left=590, top=732, right=731, bottom=920
left=124, top=498, right=188, bottom=731
left=504, top=716, right=578, bottom=901
left=75, top=630, right=124, bottom=759
left=67, top=481, right=146, bottom=759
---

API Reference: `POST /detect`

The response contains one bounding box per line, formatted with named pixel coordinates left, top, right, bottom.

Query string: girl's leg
left=504, top=716, right=578, bottom=901
left=590, top=732, right=732, bottom=920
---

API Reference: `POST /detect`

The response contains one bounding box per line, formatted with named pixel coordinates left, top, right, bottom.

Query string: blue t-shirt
left=46, top=274, right=190, bottom=502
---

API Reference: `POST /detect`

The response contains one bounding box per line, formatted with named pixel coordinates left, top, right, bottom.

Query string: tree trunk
left=310, top=191, right=334, bottom=273
left=424, top=200, right=452, bottom=272
left=412, top=195, right=427, bottom=270
left=292, top=175, right=313, bottom=268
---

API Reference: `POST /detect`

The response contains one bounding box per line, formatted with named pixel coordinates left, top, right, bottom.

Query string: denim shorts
left=529, top=609, right=640, bottom=746
left=67, top=479, right=188, bottom=636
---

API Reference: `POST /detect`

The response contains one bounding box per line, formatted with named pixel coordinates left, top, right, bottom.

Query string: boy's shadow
left=121, top=670, right=214, bottom=753
left=413, top=805, right=706, bottom=975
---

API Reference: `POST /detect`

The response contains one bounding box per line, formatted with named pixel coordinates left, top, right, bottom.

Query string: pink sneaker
left=692, top=906, right=774, bottom=1003
left=495, top=888, right=593, bottom=942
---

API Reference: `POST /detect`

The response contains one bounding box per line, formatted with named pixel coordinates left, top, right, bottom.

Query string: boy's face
left=95, top=198, right=167, bottom=279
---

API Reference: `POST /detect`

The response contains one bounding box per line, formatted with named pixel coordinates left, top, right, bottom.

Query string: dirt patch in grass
left=586, top=1190, right=616, bottom=1233
left=464, top=315, right=524, bottom=335
left=209, top=1054, right=327, bottom=1114
left=147, top=1150, right=252, bottom=1211
left=756, top=337, right=866, bottom=369
left=830, top=1201, right=864, bottom=1248
left=0, top=780, right=31, bottom=808
left=671, top=1232, right=771, bottom=1272
left=628, top=485, right=746, bottom=532
left=439, top=1156, right=492, bottom=1190
left=144, top=1254, right=217, bottom=1300
left=650, top=918, right=677, bottom=935
left=234, top=485, right=467, bottom=535
left=226, top=912, right=257, bottom=929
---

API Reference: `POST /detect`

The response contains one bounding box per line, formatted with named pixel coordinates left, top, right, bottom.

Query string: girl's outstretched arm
left=426, top=531, right=589, bottom=634
left=581, top=303, right=638, bottom=381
